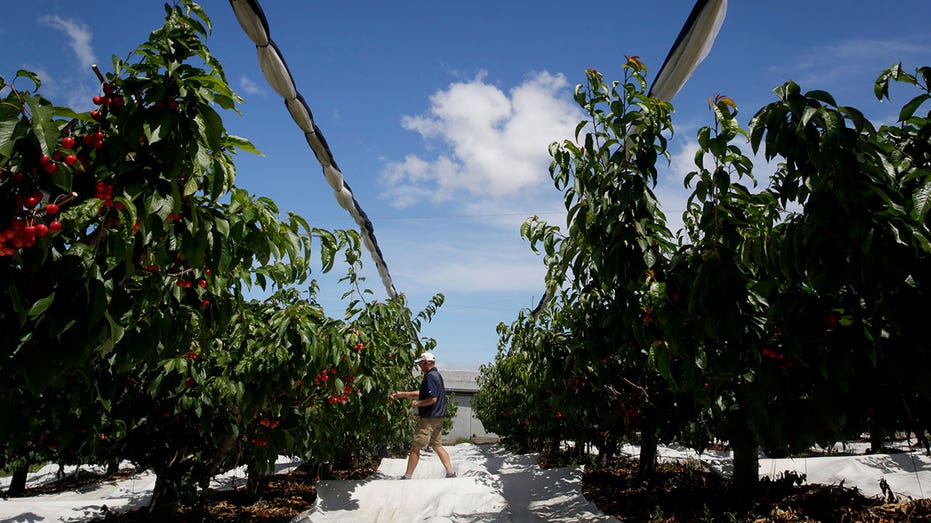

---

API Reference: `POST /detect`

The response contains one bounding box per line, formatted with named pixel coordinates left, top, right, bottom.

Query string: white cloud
left=380, top=71, right=582, bottom=207
left=238, top=75, right=266, bottom=96
left=40, top=15, right=96, bottom=71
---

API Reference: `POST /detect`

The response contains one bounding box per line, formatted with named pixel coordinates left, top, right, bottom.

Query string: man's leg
left=432, top=443, right=454, bottom=475
left=404, top=444, right=421, bottom=478
left=428, top=419, right=455, bottom=476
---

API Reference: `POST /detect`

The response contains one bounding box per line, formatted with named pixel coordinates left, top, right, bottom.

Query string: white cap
left=415, top=352, right=436, bottom=363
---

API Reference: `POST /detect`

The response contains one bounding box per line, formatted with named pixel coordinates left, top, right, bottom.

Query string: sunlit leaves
left=0, top=0, right=441, bottom=510
left=482, top=60, right=931, bottom=487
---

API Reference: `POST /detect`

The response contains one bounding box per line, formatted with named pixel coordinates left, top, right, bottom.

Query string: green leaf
left=805, top=90, right=837, bottom=107
left=0, top=111, right=23, bottom=160
left=899, top=93, right=931, bottom=121
left=195, top=106, right=224, bottom=151
left=143, top=111, right=178, bottom=144
left=225, top=134, right=262, bottom=155
left=912, top=178, right=931, bottom=220
left=697, top=126, right=711, bottom=151
left=214, top=216, right=230, bottom=237
left=113, top=196, right=138, bottom=231
left=184, top=174, right=199, bottom=196
left=798, top=106, right=818, bottom=133
left=24, top=95, right=57, bottom=155
left=15, top=69, right=42, bottom=90
left=145, top=190, right=174, bottom=217
left=819, top=109, right=843, bottom=154
left=100, top=311, right=126, bottom=356
left=874, top=69, right=892, bottom=100
left=27, top=292, right=56, bottom=319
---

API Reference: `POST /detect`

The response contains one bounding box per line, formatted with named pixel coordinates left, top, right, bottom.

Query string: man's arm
left=390, top=391, right=418, bottom=400
left=414, top=396, right=437, bottom=408
left=389, top=390, right=437, bottom=408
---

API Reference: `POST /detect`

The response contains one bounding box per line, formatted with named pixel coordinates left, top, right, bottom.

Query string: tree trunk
left=638, top=428, right=658, bottom=479
left=870, top=424, right=884, bottom=453
left=6, top=464, right=28, bottom=497
left=334, top=446, right=353, bottom=472
left=599, top=436, right=618, bottom=466
left=730, top=424, right=759, bottom=493
left=246, top=466, right=269, bottom=501
left=148, top=470, right=181, bottom=517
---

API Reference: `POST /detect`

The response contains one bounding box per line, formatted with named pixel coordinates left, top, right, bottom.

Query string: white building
left=442, top=370, right=497, bottom=443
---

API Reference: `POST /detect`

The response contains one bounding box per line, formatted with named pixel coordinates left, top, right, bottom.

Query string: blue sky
left=4, top=1, right=930, bottom=370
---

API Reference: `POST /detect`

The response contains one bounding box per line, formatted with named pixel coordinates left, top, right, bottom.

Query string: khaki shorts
left=412, top=417, right=445, bottom=448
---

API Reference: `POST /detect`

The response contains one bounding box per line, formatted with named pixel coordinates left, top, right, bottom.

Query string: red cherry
left=25, top=196, right=41, bottom=209
left=45, top=204, right=59, bottom=215
left=23, top=225, right=37, bottom=237
left=205, top=269, right=212, bottom=276
left=103, top=83, right=114, bottom=96
left=92, top=95, right=103, bottom=105
left=112, top=95, right=125, bottom=109
left=198, top=279, right=207, bottom=288
left=200, top=299, right=210, bottom=307
left=43, top=162, right=58, bottom=174
left=64, top=154, right=78, bottom=166
left=185, top=377, right=195, bottom=388
left=48, top=221, right=62, bottom=233
left=90, top=110, right=102, bottom=120
left=51, top=151, right=62, bottom=161
left=39, top=154, right=50, bottom=164
left=61, top=136, right=75, bottom=149
left=34, top=224, right=49, bottom=237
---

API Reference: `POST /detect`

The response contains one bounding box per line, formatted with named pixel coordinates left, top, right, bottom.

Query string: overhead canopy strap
left=228, top=0, right=398, bottom=300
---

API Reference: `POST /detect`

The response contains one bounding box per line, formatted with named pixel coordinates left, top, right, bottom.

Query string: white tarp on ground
left=1, top=442, right=929, bottom=522
left=0, top=456, right=303, bottom=522
left=298, top=444, right=615, bottom=522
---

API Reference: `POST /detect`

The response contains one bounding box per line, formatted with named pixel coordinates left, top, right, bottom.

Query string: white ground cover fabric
left=298, top=444, right=615, bottom=522
left=1, top=442, right=929, bottom=522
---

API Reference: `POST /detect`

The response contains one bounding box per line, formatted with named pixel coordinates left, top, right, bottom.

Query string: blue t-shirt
left=418, top=367, right=447, bottom=418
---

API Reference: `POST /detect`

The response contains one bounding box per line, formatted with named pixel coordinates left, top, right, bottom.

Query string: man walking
left=390, top=352, right=456, bottom=479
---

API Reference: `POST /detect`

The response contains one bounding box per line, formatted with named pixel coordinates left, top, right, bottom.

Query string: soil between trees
left=8, top=451, right=931, bottom=522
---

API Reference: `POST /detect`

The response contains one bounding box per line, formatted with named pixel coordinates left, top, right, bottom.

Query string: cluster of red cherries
left=0, top=183, right=66, bottom=256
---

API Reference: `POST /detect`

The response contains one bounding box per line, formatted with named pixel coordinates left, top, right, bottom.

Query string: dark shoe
left=445, top=471, right=456, bottom=478
left=399, top=475, right=411, bottom=480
